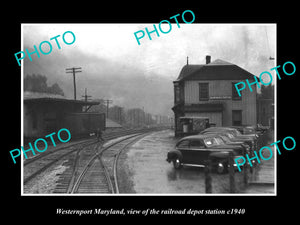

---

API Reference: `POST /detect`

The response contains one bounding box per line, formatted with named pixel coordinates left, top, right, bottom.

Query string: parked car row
left=166, top=126, right=261, bottom=174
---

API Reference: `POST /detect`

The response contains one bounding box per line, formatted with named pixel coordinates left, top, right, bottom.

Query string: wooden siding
left=184, top=80, right=256, bottom=126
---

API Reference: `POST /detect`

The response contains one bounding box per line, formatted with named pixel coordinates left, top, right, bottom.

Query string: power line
left=264, top=27, right=274, bottom=61
left=66, top=67, right=82, bottom=100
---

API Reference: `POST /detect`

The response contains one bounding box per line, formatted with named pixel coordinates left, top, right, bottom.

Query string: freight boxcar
left=64, top=112, right=106, bottom=138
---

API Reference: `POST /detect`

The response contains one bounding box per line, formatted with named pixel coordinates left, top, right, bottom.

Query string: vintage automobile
left=200, top=127, right=258, bottom=152
left=256, top=124, right=269, bottom=134
left=203, top=132, right=251, bottom=150
left=231, top=124, right=269, bottom=135
left=209, top=127, right=258, bottom=139
left=166, top=134, right=246, bottom=173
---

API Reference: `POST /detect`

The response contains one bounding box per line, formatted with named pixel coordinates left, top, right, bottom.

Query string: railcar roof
left=24, top=97, right=100, bottom=106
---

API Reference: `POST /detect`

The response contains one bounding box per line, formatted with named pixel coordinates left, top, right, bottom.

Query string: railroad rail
left=24, top=127, right=164, bottom=194
left=24, top=127, right=163, bottom=166
left=23, top=140, right=96, bottom=185
left=65, top=133, right=148, bottom=194
left=66, top=142, right=113, bottom=194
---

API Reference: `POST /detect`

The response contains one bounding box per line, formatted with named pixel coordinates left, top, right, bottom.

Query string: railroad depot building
left=172, top=56, right=257, bottom=136
left=24, top=92, right=105, bottom=139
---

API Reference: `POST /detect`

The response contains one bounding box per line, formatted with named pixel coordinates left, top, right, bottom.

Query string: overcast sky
left=22, top=24, right=276, bottom=116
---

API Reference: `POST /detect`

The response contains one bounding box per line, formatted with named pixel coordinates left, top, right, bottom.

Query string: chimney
left=206, top=55, right=211, bottom=64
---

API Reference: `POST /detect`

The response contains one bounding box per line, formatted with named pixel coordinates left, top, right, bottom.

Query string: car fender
left=167, top=150, right=183, bottom=162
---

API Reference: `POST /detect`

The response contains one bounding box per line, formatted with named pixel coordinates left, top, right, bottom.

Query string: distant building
left=106, top=118, right=122, bottom=129
left=172, top=56, right=257, bottom=136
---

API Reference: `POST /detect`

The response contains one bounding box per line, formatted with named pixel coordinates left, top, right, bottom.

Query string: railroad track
left=23, top=127, right=162, bottom=166
left=64, top=142, right=112, bottom=194
left=23, top=140, right=97, bottom=185
left=56, top=133, right=150, bottom=194
left=23, top=128, right=161, bottom=194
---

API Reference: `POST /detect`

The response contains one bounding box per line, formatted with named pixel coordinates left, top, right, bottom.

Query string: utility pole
left=103, top=99, right=113, bottom=118
left=142, top=107, right=145, bottom=125
left=66, top=67, right=82, bottom=100
left=119, top=107, right=123, bottom=124
left=81, top=88, right=92, bottom=102
left=81, top=88, right=92, bottom=112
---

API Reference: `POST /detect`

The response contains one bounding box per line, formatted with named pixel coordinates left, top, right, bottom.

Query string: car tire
left=173, top=158, right=182, bottom=170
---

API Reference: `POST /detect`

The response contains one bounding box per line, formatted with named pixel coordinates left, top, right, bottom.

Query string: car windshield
left=220, top=135, right=230, bottom=142
left=204, top=138, right=219, bottom=147
left=222, top=132, right=233, bottom=139
left=215, top=137, right=225, bottom=145
left=227, top=132, right=235, bottom=138
left=232, top=129, right=241, bottom=136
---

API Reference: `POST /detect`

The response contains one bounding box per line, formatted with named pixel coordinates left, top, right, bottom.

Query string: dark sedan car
left=204, top=132, right=251, bottom=151
left=200, top=127, right=258, bottom=153
left=166, top=134, right=245, bottom=173
left=201, top=127, right=258, bottom=139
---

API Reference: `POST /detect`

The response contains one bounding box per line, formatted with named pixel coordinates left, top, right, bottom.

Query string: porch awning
left=184, top=103, right=223, bottom=112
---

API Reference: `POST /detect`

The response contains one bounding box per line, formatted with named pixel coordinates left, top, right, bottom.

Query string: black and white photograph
left=21, top=23, right=276, bottom=195
left=4, top=5, right=298, bottom=220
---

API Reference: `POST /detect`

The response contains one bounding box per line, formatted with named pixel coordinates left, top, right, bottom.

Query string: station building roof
left=175, top=59, right=257, bottom=82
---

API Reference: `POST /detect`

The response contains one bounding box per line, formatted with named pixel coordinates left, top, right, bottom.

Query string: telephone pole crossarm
left=66, top=67, right=82, bottom=100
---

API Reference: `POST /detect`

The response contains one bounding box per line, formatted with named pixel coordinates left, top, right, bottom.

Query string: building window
left=232, top=82, right=242, bottom=100
left=232, top=110, right=242, bottom=126
left=199, top=83, right=209, bottom=101
left=174, top=85, right=180, bottom=103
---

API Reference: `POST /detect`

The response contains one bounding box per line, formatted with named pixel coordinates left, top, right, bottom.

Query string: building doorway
left=232, top=110, right=242, bottom=126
